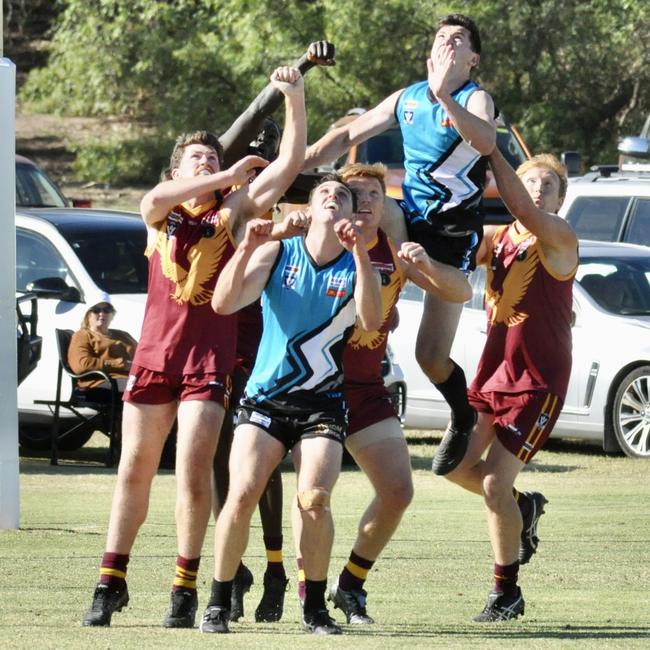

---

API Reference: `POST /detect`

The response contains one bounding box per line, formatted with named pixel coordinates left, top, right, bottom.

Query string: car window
left=358, top=128, right=405, bottom=168
left=565, top=196, right=629, bottom=241
left=496, top=127, right=527, bottom=169
left=577, top=256, right=650, bottom=315
left=16, top=229, right=72, bottom=291
left=65, top=228, right=149, bottom=294
left=624, top=199, right=650, bottom=246
left=16, top=163, right=68, bottom=208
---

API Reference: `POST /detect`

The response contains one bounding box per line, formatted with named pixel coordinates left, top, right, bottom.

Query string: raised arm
left=380, top=197, right=408, bottom=246
left=489, top=148, right=578, bottom=252
left=140, top=154, right=267, bottom=228
left=212, top=219, right=280, bottom=315
left=304, top=91, right=401, bottom=170
left=398, top=242, right=472, bottom=303
left=220, top=41, right=335, bottom=167
left=335, top=220, right=382, bottom=332
left=225, top=67, right=306, bottom=240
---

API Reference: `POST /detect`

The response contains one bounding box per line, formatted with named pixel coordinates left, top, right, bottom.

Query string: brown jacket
left=67, top=328, right=137, bottom=389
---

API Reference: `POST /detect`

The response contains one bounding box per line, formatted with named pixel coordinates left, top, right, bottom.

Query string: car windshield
left=16, top=163, right=68, bottom=208
left=60, top=224, right=149, bottom=294
left=360, top=128, right=405, bottom=168
left=577, top=255, right=650, bottom=315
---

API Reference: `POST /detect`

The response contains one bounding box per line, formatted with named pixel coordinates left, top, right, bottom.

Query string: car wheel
left=19, top=422, right=95, bottom=452
left=610, top=366, right=650, bottom=458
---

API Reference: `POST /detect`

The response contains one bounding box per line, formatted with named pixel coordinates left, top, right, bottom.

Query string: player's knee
left=378, top=479, right=414, bottom=512
left=297, top=487, right=331, bottom=518
left=481, top=473, right=512, bottom=510
left=414, top=345, right=449, bottom=382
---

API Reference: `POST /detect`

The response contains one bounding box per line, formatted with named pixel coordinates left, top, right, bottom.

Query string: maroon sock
left=493, top=561, right=519, bottom=597
left=338, top=551, right=375, bottom=592
left=99, top=551, right=129, bottom=589
left=172, top=555, right=200, bottom=593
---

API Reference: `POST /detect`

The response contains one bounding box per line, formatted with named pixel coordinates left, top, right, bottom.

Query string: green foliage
left=18, top=0, right=650, bottom=179
left=72, top=135, right=170, bottom=185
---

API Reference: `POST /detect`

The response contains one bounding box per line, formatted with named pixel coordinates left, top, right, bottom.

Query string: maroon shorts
left=123, top=364, right=231, bottom=408
left=467, top=389, right=563, bottom=464
left=344, top=382, right=398, bottom=436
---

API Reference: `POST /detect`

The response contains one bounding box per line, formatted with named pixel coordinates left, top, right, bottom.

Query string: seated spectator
left=68, top=301, right=137, bottom=392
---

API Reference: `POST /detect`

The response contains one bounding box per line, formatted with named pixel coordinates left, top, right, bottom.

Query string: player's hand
left=307, top=40, right=335, bottom=66
left=427, top=42, right=456, bottom=100
left=398, top=241, right=431, bottom=267
left=283, top=209, right=311, bottom=236
left=271, top=66, right=304, bottom=95
left=243, top=218, right=274, bottom=249
left=334, top=218, right=361, bottom=252
left=229, top=155, right=269, bottom=186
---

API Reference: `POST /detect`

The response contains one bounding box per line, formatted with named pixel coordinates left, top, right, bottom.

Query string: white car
left=16, top=207, right=148, bottom=448
left=16, top=207, right=407, bottom=451
left=389, top=240, right=650, bottom=458
left=560, top=136, right=650, bottom=246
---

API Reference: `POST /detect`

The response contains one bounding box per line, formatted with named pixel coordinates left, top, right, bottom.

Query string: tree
left=17, top=0, right=650, bottom=181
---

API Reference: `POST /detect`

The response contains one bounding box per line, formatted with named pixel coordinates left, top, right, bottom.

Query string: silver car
left=389, top=240, right=650, bottom=458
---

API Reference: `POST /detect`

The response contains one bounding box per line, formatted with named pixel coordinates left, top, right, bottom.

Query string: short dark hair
left=437, top=14, right=481, bottom=55
left=308, top=173, right=357, bottom=212
left=168, top=131, right=224, bottom=171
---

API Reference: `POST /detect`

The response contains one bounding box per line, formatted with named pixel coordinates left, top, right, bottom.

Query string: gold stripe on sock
left=100, top=568, right=126, bottom=579
left=297, top=569, right=305, bottom=582
left=173, top=577, right=197, bottom=589
left=346, top=561, right=370, bottom=581
left=266, top=550, right=283, bottom=563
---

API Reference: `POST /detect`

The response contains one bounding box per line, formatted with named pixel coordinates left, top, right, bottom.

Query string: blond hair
left=516, top=154, right=568, bottom=201
left=339, top=162, right=387, bottom=194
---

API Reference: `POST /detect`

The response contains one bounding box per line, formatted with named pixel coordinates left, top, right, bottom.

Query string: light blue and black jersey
left=395, top=79, right=488, bottom=232
left=244, top=236, right=357, bottom=412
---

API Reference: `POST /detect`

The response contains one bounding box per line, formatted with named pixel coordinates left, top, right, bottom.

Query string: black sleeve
left=220, top=54, right=315, bottom=168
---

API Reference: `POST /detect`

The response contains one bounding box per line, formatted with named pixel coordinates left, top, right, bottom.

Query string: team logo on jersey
left=325, top=275, right=348, bottom=298
left=536, top=412, right=550, bottom=429
left=282, top=264, right=300, bottom=288
left=166, top=210, right=182, bottom=239
left=440, top=116, right=454, bottom=128
left=404, top=99, right=418, bottom=109
left=404, top=111, right=414, bottom=125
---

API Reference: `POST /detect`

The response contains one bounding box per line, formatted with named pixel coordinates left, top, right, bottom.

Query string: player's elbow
left=211, top=292, right=235, bottom=315
left=358, top=312, right=382, bottom=332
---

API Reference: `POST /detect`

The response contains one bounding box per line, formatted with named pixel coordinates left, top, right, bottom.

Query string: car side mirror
left=26, top=277, right=82, bottom=302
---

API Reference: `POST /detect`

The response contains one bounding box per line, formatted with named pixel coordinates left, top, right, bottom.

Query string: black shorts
left=404, top=205, right=484, bottom=273
left=237, top=398, right=347, bottom=450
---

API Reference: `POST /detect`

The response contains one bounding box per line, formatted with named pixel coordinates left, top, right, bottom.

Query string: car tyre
left=610, top=365, right=650, bottom=458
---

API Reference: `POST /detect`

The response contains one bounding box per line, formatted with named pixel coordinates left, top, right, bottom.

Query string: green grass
left=1, top=432, right=649, bottom=649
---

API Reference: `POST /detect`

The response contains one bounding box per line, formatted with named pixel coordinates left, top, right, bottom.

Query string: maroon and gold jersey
left=133, top=199, right=238, bottom=375
left=343, top=229, right=405, bottom=387
left=470, top=223, right=576, bottom=398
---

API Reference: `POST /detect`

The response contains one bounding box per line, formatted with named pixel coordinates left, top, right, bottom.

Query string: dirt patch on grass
left=16, top=111, right=146, bottom=212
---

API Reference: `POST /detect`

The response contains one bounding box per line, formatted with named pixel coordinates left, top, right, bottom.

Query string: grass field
left=1, top=432, right=648, bottom=649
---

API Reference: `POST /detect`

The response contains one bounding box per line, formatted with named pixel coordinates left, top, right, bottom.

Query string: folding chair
left=34, top=329, right=120, bottom=467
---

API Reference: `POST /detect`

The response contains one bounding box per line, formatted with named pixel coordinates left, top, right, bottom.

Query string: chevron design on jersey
left=286, top=298, right=357, bottom=393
